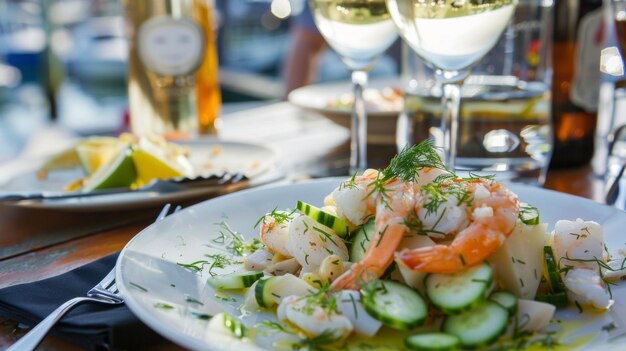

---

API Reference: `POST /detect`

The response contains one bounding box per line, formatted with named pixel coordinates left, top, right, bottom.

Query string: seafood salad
left=196, top=141, right=626, bottom=350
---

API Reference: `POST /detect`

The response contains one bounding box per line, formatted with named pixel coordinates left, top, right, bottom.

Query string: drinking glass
left=308, top=0, right=398, bottom=172
left=399, top=0, right=553, bottom=185
left=386, top=0, right=517, bottom=170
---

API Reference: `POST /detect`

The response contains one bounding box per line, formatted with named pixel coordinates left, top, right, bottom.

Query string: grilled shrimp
left=398, top=178, right=519, bottom=273
left=330, top=169, right=379, bottom=226
left=563, top=268, right=611, bottom=309
left=551, top=219, right=606, bottom=269
left=286, top=214, right=349, bottom=272
left=259, top=210, right=295, bottom=257
left=277, top=295, right=353, bottom=340
left=331, top=178, right=417, bottom=290
left=551, top=219, right=612, bottom=309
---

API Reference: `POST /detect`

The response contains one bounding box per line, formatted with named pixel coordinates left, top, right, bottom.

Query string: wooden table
left=0, top=102, right=606, bottom=350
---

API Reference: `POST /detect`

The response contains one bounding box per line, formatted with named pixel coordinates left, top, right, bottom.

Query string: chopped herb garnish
left=254, top=207, right=295, bottom=229
left=129, top=282, right=148, bottom=292
left=375, top=225, right=389, bottom=248
left=214, top=293, right=236, bottom=302
left=343, top=293, right=359, bottom=319
left=205, top=254, right=242, bottom=277
left=602, top=322, right=617, bottom=332
left=256, top=320, right=291, bottom=334
left=185, top=295, right=204, bottom=305
left=211, top=221, right=264, bottom=256
left=177, top=260, right=210, bottom=272
left=575, top=300, right=583, bottom=313
left=154, top=302, right=174, bottom=310
left=192, top=312, right=212, bottom=320
left=339, top=171, right=359, bottom=190
left=313, top=226, right=338, bottom=246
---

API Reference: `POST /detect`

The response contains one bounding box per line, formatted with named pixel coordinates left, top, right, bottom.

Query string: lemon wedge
left=131, top=148, right=187, bottom=188
left=82, top=144, right=137, bottom=192
left=76, top=142, right=123, bottom=175
left=37, top=136, right=122, bottom=179
left=37, top=148, right=80, bottom=180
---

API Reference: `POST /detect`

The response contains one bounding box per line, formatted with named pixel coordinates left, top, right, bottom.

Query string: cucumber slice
left=535, top=292, right=568, bottom=308
left=296, top=200, right=349, bottom=237
left=254, top=276, right=278, bottom=308
left=349, top=218, right=374, bottom=261
left=254, top=274, right=317, bottom=309
left=442, top=300, right=508, bottom=349
left=542, top=246, right=566, bottom=294
left=425, top=263, right=492, bottom=314
left=361, top=280, right=427, bottom=330
left=519, top=202, right=540, bottom=225
left=489, top=291, right=518, bottom=315
left=209, top=313, right=246, bottom=339
left=405, top=333, right=460, bottom=351
left=207, top=271, right=263, bottom=290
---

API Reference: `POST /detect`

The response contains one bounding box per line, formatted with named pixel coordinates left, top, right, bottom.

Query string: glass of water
left=398, top=0, right=553, bottom=185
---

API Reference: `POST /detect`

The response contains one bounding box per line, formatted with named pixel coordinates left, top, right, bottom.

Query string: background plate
left=0, top=140, right=280, bottom=211
left=288, top=78, right=401, bottom=145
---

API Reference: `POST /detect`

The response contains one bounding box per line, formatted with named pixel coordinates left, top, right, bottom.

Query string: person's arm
left=282, top=3, right=327, bottom=99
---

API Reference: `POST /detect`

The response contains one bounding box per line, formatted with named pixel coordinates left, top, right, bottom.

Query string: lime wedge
left=83, top=144, right=137, bottom=191
left=131, top=148, right=186, bottom=188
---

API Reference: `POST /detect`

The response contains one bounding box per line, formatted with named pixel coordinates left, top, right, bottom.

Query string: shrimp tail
left=397, top=245, right=464, bottom=274
left=332, top=223, right=406, bottom=291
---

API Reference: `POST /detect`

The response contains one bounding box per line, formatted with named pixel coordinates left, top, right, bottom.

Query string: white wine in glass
left=309, top=0, right=398, bottom=172
left=386, top=0, right=516, bottom=169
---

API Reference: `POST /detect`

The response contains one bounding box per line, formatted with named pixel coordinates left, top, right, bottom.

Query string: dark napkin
left=0, top=253, right=167, bottom=350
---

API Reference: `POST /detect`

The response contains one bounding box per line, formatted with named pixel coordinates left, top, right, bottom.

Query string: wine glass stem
left=441, top=82, right=461, bottom=171
left=351, top=70, right=368, bottom=173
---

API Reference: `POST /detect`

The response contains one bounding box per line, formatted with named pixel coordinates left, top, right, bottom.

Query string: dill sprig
left=382, top=139, right=449, bottom=183
left=176, top=254, right=241, bottom=276
left=205, top=253, right=242, bottom=277
left=256, top=320, right=292, bottom=334
left=254, top=207, right=296, bottom=229
left=295, top=281, right=338, bottom=316
left=176, top=260, right=211, bottom=272
left=420, top=181, right=471, bottom=217
left=211, top=221, right=264, bottom=256
left=339, top=171, right=359, bottom=190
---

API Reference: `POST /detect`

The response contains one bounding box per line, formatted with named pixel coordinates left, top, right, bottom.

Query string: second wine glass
left=386, top=0, right=517, bottom=170
left=308, top=0, right=398, bottom=172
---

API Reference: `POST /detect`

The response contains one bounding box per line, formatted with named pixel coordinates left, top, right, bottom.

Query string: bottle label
left=138, top=16, right=205, bottom=76
left=570, top=9, right=604, bottom=112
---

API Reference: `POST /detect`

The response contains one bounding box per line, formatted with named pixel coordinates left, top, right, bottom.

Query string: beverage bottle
left=551, top=0, right=605, bottom=167
left=122, top=0, right=221, bottom=138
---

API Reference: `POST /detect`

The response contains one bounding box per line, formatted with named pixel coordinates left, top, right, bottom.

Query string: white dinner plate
left=0, top=140, right=280, bottom=211
left=288, top=78, right=401, bottom=145
left=116, top=178, right=626, bottom=351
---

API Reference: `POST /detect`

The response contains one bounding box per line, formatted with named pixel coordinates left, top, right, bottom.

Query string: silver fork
left=8, top=203, right=181, bottom=351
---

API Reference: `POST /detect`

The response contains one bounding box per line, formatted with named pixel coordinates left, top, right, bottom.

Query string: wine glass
left=386, top=0, right=517, bottom=170
left=308, top=0, right=398, bottom=172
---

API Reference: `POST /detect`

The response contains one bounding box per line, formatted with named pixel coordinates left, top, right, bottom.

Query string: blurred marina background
left=0, top=0, right=399, bottom=162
